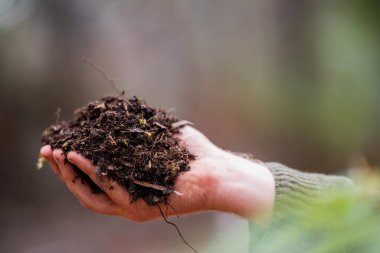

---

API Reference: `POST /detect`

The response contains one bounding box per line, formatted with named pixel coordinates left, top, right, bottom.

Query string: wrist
left=210, top=151, right=275, bottom=220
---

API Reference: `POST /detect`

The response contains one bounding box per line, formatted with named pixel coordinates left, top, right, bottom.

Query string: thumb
left=178, top=126, right=221, bottom=157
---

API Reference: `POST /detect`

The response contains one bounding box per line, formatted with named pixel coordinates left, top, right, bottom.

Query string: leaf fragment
left=36, top=155, right=46, bottom=170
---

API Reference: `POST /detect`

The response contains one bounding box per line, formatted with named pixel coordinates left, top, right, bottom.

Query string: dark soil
left=41, top=95, right=194, bottom=205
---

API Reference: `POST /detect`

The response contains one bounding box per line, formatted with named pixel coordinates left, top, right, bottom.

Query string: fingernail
left=53, top=154, right=60, bottom=164
left=67, top=152, right=75, bottom=162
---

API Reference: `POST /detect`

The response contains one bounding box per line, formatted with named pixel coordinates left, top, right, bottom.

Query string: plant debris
left=36, top=155, right=46, bottom=170
left=41, top=95, right=194, bottom=205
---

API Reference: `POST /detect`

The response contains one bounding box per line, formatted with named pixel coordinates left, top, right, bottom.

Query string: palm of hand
left=41, top=126, right=226, bottom=221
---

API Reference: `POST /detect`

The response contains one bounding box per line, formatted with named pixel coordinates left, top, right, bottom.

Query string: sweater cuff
left=265, top=162, right=353, bottom=222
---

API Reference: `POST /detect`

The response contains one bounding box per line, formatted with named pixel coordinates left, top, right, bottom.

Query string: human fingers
left=64, top=151, right=203, bottom=222
left=178, top=126, right=221, bottom=157
left=66, top=152, right=176, bottom=221
left=40, top=145, right=64, bottom=181
left=66, top=151, right=132, bottom=206
left=53, top=150, right=122, bottom=215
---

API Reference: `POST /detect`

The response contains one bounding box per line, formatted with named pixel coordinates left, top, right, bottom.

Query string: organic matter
left=41, top=95, right=194, bottom=205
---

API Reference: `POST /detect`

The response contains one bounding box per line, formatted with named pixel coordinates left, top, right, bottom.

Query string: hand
left=40, top=126, right=275, bottom=222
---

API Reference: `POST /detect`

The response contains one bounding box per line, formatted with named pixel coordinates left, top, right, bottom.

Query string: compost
left=41, top=95, right=194, bottom=205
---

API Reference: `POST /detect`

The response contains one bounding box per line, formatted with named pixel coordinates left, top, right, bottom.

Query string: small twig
left=108, top=134, right=117, bottom=146
left=154, top=122, right=167, bottom=129
left=132, top=179, right=184, bottom=196
left=81, top=57, right=121, bottom=94
left=166, top=108, right=176, bottom=113
left=133, top=179, right=167, bottom=191
left=171, top=120, right=194, bottom=129
left=150, top=132, right=164, bottom=152
left=173, top=190, right=184, bottom=196
left=54, top=107, right=61, bottom=124
left=156, top=205, right=198, bottom=253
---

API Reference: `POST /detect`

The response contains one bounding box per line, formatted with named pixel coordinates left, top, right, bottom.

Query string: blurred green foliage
left=199, top=168, right=380, bottom=253
left=248, top=167, right=380, bottom=253
left=254, top=193, right=379, bottom=252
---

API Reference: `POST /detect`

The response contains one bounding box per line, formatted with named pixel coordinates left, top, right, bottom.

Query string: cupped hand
left=40, top=126, right=275, bottom=222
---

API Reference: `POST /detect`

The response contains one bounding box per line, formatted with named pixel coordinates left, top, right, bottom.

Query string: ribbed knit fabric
left=249, top=162, right=353, bottom=252
left=267, top=162, right=353, bottom=215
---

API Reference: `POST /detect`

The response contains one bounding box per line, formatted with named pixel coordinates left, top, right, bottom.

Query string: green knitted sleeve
left=265, top=162, right=353, bottom=222
left=249, top=163, right=354, bottom=252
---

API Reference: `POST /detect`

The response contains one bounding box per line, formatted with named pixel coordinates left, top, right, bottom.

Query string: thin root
left=156, top=205, right=198, bottom=253
left=81, top=57, right=122, bottom=94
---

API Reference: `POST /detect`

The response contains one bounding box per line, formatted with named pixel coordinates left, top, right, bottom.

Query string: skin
left=40, top=126, right=275, bottom=223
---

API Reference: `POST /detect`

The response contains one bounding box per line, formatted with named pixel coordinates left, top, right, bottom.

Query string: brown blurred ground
left=0, top=1, right=379, bottom=252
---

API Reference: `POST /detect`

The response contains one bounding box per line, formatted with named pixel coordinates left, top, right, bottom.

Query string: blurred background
left=0, top=0, right=379, bottom=252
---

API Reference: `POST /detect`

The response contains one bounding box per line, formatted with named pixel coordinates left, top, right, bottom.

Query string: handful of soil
left=41, top=95, right=194, bottom=205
